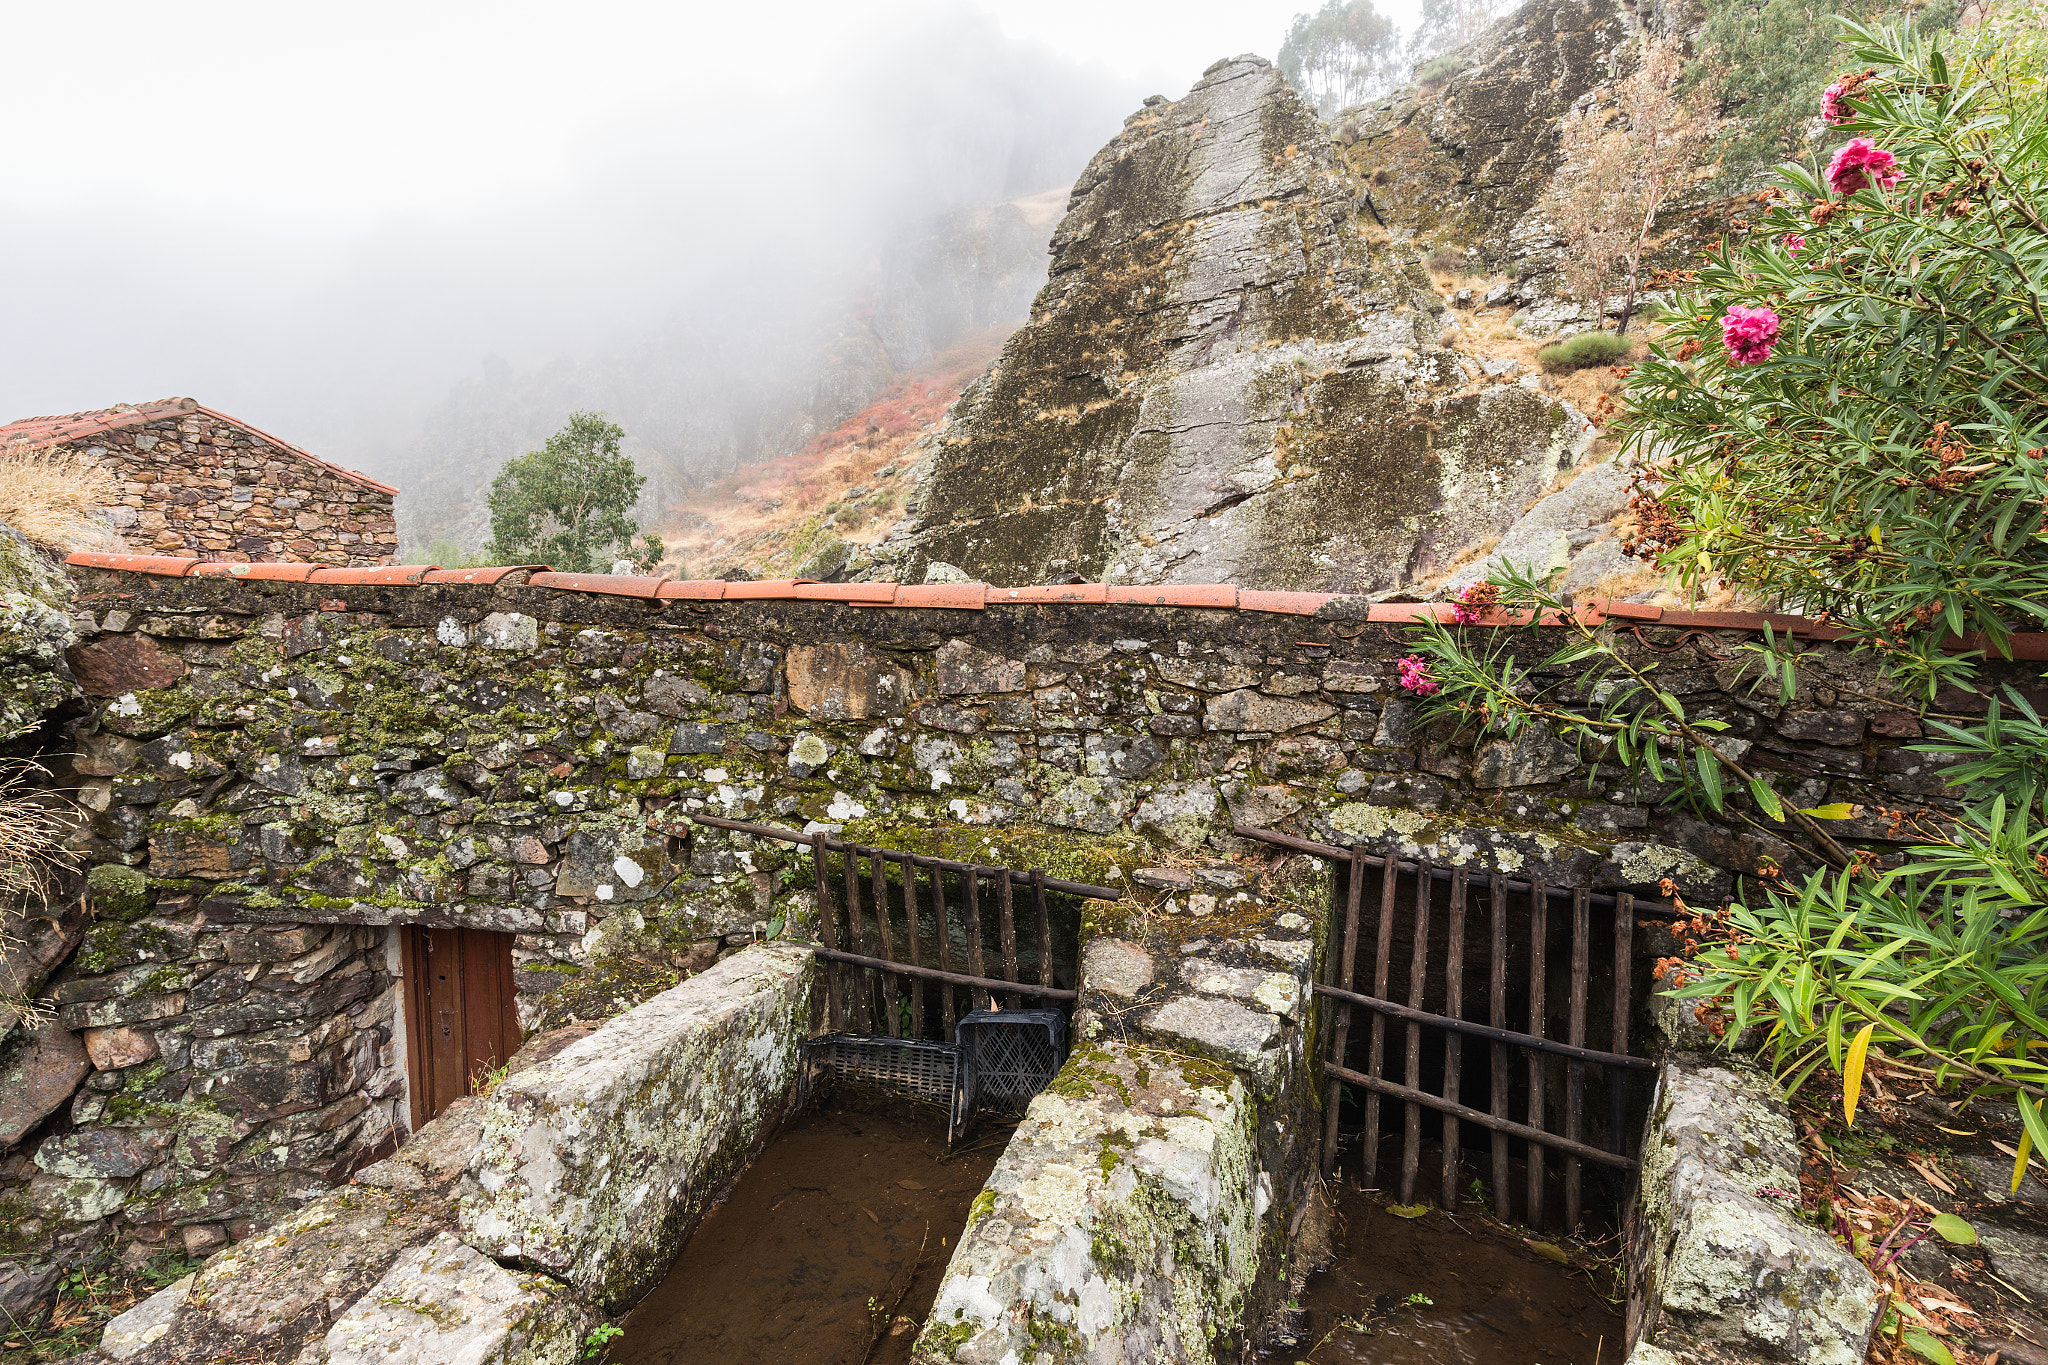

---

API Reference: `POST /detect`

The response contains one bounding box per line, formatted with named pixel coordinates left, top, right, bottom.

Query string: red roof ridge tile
left=3, top=397, right=397, bottom=496
left=51, top=557, right=2048, bottom=655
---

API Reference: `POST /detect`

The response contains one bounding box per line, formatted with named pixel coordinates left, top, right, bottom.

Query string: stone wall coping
left=61, top=550, right=2048, bottom=656
left=2, top=396, right=398, bottom=495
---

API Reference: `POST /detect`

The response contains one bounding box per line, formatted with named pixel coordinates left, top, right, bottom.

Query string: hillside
left=660, top=330, right=1011, bottom=580
left=388, top=195, right=1066, bottom=562
left=855, top=0, right=1746, bottom=598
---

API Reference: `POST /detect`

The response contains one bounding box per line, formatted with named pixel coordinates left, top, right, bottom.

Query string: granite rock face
left=876, top=55, right=1596, bottom=592
left=1627, top=1059, right=1882, bottom=1363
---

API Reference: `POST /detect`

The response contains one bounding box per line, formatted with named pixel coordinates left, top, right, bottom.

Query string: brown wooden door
left=401, top=925, right=522, bottom=1128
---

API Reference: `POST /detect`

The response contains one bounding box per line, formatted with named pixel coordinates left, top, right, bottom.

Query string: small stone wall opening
left=1318, top=852, right=1659, bottom=1236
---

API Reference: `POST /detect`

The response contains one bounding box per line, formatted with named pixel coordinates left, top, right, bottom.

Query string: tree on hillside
left=485, top=412, right=664, bottom=573
left=1279, top=0, right=1405, bottom=116
left=1409, top=0, right=1506, bottom=64
left=1543, top=39, right=1719, bottom=334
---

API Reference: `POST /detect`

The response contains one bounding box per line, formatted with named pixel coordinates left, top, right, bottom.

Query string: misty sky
left=0, top=0, right=1425, bottom=474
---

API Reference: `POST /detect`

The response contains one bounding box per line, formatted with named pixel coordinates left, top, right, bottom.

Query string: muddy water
left=1273, top=1188, right=1624, bottom=1365
left=615, top=1107, right=1005, bottom=1365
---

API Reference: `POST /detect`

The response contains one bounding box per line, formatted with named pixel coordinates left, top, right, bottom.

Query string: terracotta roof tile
left=306, top=565, right=437, bottom=586
left=527, top=571, right=666, bottom=598
left=3, top=397, right=397, bottom=495
left=1104, top=584, right=1239, bottom=608
left=894, top=582, right=988, bottom=609
left=64, top=551, right=200, bottom=576
left=422, top=566, right=547, bottom=585
left=186, top=561, right=318, bottom=582
left=1238, top=589, right=1335, bottom=616
left=654, top=580, right=729, bottom=601
left=791, top=583, right=899, bottom=603
left=49, top=558, right=2048, bottom=658
left=990, top=584, right=1108, bottom=604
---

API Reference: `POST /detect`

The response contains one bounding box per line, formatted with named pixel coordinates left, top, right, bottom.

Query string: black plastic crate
left=953, top=1008, right=1067, bottom=1121
left=798, top=1034, right=958, bottom=1112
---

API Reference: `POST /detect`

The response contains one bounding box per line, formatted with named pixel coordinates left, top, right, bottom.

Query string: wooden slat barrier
left=1254, top=826, right=1652, bottom=1234
left=687, top=813, right=1108, bottom=1039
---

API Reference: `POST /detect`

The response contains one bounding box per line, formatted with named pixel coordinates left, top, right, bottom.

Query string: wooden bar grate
left=1246, top=826, right=1654, bottom=1235
left=685, top=814, right=1099, bottom=1038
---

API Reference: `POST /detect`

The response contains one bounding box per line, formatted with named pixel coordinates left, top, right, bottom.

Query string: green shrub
left=1535, top=332, right=1633, bottom=371
left=1416, top=54, right=1465, bottom=85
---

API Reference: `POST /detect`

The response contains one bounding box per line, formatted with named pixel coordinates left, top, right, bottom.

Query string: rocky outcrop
left=1342, top=0, right=1639, bottom=264
left=870, top=51, right=1602, bottom=592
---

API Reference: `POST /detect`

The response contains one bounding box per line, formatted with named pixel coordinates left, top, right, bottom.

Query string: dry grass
left=2, top=761, right=74, bottom=1033
left=659, top=328, right=1011, bottom=579
left=0, top=443, right=115, bottom=550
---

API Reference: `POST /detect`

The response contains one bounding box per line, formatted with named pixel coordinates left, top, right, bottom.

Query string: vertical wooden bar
left=1527, top=878, right=1549, bottom=1231
left=1400, top=864, right=1432, bottom=1206
left=843, top=842, right=872, bottom=1034
left=1611, top=892, right=1636, bottom=1156
left=964, top=868, right=988, bottom=1011
left=903, top=852, right=925, bottom=1040
left=935, top=866, right=957, bottom=1037
left=1441, top=871, right=1466, bottom=1210
left=1565, top=887, right=1590, bottom=1232
left=872, top=852, right=899, bottom=1039
left=997, top=872, right=1020, bottom=1007
left=811, top=832, right=843, bottom=1032
left=1489, top=874, right=1509, bottom=1220
left=1360, top=858, right=1400, bottom=1192
left=1322, top=848, right=1367, bottom=1178
left=1031, top=870, right=1052, bottom=989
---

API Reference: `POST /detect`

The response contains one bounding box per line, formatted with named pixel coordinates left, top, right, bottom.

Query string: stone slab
left=1627, top=1059, right=1881, bottom=1364
left=319, top=1232, right=593, bottom=1365
left=460, top=941, right=815, bottom=1309
left=911, top=1043, right=1264, bottom=1365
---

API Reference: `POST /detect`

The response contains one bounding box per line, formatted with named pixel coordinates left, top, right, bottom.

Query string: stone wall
left=11, top=558, right=2019, bottom=1338
left=0, top=916, right=405, bottom=1319
left=76, top=942, right=813, bottom=1365
left=9, top=399, right=398, bottom=566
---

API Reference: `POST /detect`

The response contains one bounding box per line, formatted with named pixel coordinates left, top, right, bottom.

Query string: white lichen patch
left=458, top=942, right=815, bottom=1310
left=912, top=1043, right=1265, bottom=1365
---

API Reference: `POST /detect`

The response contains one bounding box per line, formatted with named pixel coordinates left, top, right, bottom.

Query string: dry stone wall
left=7, top=561, right=2017, bottom=1336
left=30, top=401, right=398, bottom=566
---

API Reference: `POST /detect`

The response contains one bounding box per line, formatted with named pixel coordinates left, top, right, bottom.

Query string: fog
left=0, top=0, right=1406, bottom=538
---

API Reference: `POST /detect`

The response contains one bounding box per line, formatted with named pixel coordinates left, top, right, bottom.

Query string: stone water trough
left=75, top=938, right=1887, bottom=1365
left=32, top=557, right=1986, bottom=1364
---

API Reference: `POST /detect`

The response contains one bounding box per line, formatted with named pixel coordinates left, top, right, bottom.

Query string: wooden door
left=401, top=925, right=522, bottom=1128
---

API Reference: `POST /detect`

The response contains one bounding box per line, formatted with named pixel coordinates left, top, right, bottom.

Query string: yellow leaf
left=2015, top=1128, right=2033, bottom=1196
left=1843, top=1022, right=1876, bottom=1127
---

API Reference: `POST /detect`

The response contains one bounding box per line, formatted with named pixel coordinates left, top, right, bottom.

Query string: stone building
left=0, top=396, right=397, bottom=566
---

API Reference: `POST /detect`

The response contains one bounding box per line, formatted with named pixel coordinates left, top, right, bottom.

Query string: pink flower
left=1449, top=582, right=1498, bottom=625
left=1821, top=82, right=1852, bottom=125
left=1782, top=233, right=1806, bottom=255
left=1825, top=137, right=1901, bottom=196
left=1397, top=654, right=1439, bottom=696
left=1720, top=305, right=1781, bottom=367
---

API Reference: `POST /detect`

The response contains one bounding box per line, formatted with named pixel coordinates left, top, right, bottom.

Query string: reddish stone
left=65, top=634, right=188, bottom=696
left=82, top=1025, right=160, bottom=1070
left=0, top=1022, right=90, bottom=1146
